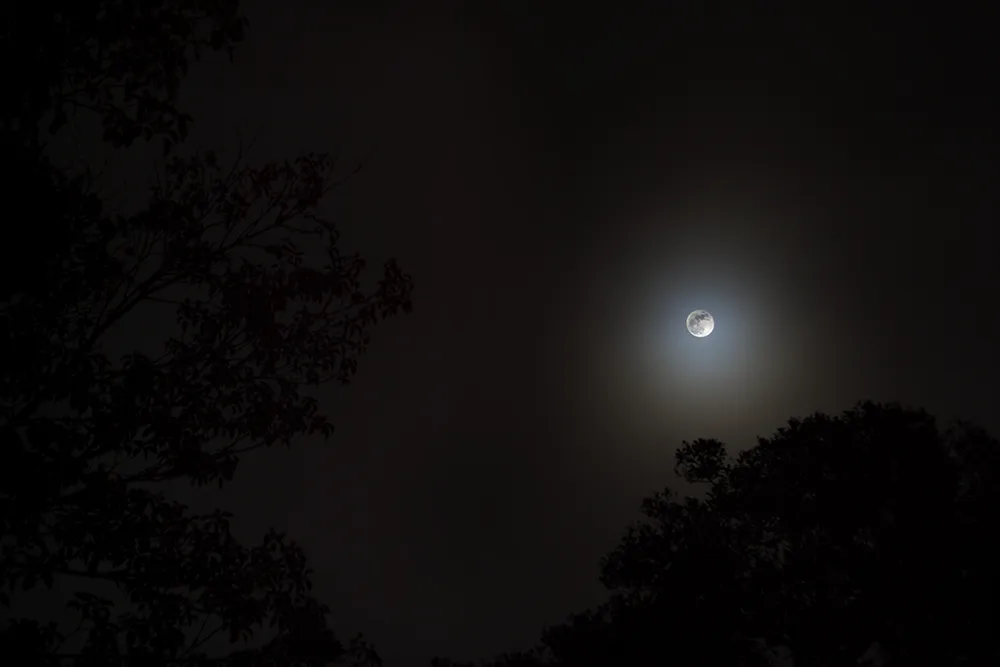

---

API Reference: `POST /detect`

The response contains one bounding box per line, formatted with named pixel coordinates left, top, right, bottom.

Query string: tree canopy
left=436, top=401, right=1000, bottom=667
left=1, top=1, right=411, bottom=664
left=3, top=0, right=247, bottom=149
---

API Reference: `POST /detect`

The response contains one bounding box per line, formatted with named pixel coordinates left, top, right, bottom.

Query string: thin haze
left=88, top=3, right=998, bottom=665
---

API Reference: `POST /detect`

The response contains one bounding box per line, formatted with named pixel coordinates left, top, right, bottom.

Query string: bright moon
left=686, top=310, right=714, bottom=337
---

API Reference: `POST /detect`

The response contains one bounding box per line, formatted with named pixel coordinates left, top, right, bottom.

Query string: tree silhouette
left=438, top=401, right=1000, bottom=666
left=2, top=146, right=410, bottom=664
left=1, top=1, right=411, bottom=664
left=3, top=0, right=247, bottom=150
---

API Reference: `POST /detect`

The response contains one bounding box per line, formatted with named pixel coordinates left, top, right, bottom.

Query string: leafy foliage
left=1, top=1, right=411, bottom=664
left=2, top=0, right=248, bottom=149
left=438, top=402, right=1000, bottom=666
left=1, top=145, right=410, bottom=663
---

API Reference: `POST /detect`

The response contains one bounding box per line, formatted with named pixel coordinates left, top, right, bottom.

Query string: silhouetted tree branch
left=436, top=401, right=1000, bottom=667
left=1, top=2, right=410, bottom=665
left=2, top=0, right=248, bottom=150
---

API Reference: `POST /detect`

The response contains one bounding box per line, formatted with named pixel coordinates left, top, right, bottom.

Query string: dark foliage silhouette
left=1, top=147, right=410, bottom=665
left=1, top=1, right=411, bottom=664
left=3, top=0, right=247, bottom=150
left=435, top=401, right=1000, bottom=666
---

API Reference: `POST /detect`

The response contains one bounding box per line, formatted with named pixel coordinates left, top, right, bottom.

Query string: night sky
left=89, top=2, right=997, bottom=664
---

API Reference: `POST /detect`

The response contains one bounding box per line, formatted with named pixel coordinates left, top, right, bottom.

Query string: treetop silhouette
left=4, top=0, right=247, bottom=150
left=2, top=1, right=411, bottom=664
left=434, top=401, right=1000, bottom=667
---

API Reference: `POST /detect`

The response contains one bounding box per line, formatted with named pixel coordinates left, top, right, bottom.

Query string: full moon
left=686, top=310, right=714, bottom=338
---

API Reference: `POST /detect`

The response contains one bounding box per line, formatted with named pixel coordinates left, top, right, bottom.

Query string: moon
left=686, top=310, right=714, bottom=338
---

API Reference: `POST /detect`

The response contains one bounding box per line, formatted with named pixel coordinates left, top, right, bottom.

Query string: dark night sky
left=87, top=2, right=997, bottom=664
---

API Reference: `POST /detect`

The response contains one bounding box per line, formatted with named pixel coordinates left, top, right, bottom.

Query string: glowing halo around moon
left=686, top=310, right=714, bottom=338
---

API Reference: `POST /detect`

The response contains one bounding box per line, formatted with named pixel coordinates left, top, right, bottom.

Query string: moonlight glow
left=686, top=310, right=714, bottom=337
